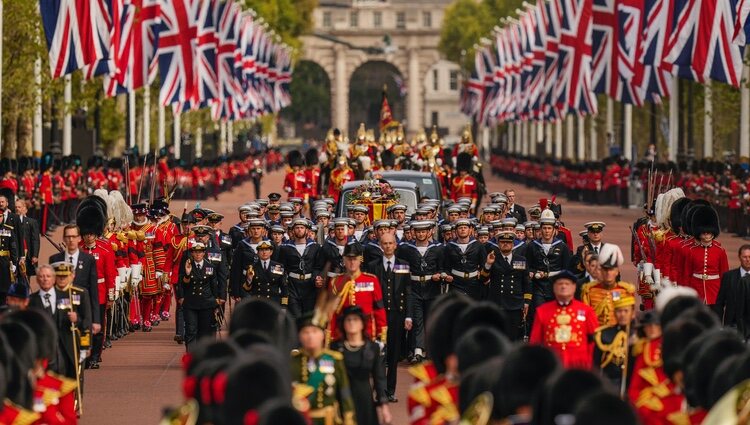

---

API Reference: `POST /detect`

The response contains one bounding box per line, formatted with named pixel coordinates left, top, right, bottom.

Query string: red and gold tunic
left=530, top=299, right=599, bottom=368
left=80, top=239, right=117, bottom=305
left=407, top=362, right=459, bottom=425
left=580, top=281, right=636, bottom=326
left=129, top=221, right=166, bottom=296
left=450, top=174, right=478, bottom=204
left=327, top=168, right=354, bottom=203
left=34, top=371, right=77, bottom=425
left=329, top=271, right=387, bottom=342
left=0, top=400, right=40, bottom=425
left=682, top=240, right=729, bottom=305
left=283, top=169, right=310, bottom=200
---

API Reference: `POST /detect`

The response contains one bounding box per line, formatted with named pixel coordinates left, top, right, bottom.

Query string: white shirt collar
left=741, top=268, right=750, bottom=277
left=383, top=256, right=395, bottom=268
left=195, top=260, right=204, bottom=268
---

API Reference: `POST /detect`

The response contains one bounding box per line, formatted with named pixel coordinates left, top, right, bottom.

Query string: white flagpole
left=128, top=92, right=136, bottom=148
left=34, top=57, right=43, bottom=156
left=173, top=110, right=181, bottom=159
left=219, top=121, right=227, bottom=155
left=577, top=115, right=585, bottom=161
left=143, top=86, right=151, bottom=154
left=741, top=60, right=750, bottom=158
left=157, top=103, right=165, bottom=150
left=589, top=115, right=598, bottom=161
left=63, top=75, right=72, bottom=155
left=554, top=120, right=563, bottom=159
left=194, top=128, right=203, bottom=158
left=668, top=78, right=679, bottom=161
left=623, top=104, right=633, bottom=160
left=227, top=121, right=234, bottom=153
left=565, top=115, right=574, bottom=159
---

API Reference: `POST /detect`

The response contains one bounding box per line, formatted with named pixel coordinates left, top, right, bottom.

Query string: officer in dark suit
left=193, top=224, right=229, bottom=300
left=242, top=240, right=287, bottom=306
left=278, top=218, right=320, bottom=318
left=715, top=245, right=750, bottom=341
left=480, top=231, right=531, bottom=341
left=14, top=199, right=40, bottom=277
left=366, top=232, right=411, bottom=402
left=396, top=220, right=444, bottom=363
left=49, top=224, right=100, bottom=327
left=0, top=207, right=18, bottom=305
left=504, top=189, right=527, bottom=223
left=176, top=242, right=222, bottom=351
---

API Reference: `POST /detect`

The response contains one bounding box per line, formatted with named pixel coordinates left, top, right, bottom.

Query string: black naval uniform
left=244, top=258, right=287, bottom=305
left=366, top=256, right=412, bottom=397
left=526, top=239, right=572, bottom=307
left=278, top=239, right=320, bottom=317
left=0, top=221, right=18, bottom=305
left=593, top=323, right=632, bottom=390
left=229, top=238, right=260, bottom=298
left=228, top=222, right=246, bottom=250
left=396, top=241, right=443, bottom=354
left=481, top=251, right=531, bottom=341
left=315, top=238, right=357, bottom=283
left=177, top=259, right=221, bottom=350
left=443, top=239, right=487, bottom=300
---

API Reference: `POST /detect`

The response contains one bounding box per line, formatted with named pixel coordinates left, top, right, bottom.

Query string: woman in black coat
left=330, top=305, right=392, bottom=425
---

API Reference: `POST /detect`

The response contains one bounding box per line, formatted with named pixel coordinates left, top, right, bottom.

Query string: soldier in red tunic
left=682, top=205, right=728, bottom=306
left=305, top=148, right=321, bottom=203
left=38, top=154, right=55, bottom=234
left=327, top=157, right=354, bottom=204
left=153, top=198, right=178, bottom=322
left=450, top=152, right=478, bottom=213
left=328, top=243, right=387, bottom=343
left=128, top=202, right=167, bottom=332
left=530, top=270, right=599, bottom=368
left=284, top=150, right=310, bottom=203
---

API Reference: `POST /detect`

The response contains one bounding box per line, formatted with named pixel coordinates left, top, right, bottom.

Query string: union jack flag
left=156, top=0, right=199, bottom=106
left=638, top=0, right=672, bottom=99
left=555, top=0, right=597, bottom=116
left=238, top=15, right=262, bottom=117
left=693, top=0, right=744, bottom=87
left=528, top=0, right=548, bottom=120
left=462, top=67, right=484, bottom=119
left=40, top=0, right=113, bottom=78
left=734, top=0, right=750, bottom=44
left=518, top=8, right=537, bottom=119
left=542, top=0, right=562, bottom=120
left=477, top=45, right=496, bottom=126
left=192, top=0, right=219, bottom=107
left=211, top=0, right=242, bottom=121
left=661, top=0, right=701, bottom=79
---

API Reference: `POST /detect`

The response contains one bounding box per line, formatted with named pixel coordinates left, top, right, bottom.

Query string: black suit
left=715, top=268, right=750, bottom=340
left=3, top=210, right=22, bottom=259
left=366, top=257, right=412, bottom=395
left=16, top=215, right=39, bottom=275
left=177, top=259, right=221, bottom=350
left=49, top=251, right=100, bottom=324
left=30, top=287, right=92, bottom=380
left=507, top=204, right=527, bottom=224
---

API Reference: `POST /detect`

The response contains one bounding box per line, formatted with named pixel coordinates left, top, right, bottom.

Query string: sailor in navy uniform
left=278, top=219, right=319, bottom=317
left=176, top=242, right=223, bottom=350
left=243, top=240, right=287, bottom=306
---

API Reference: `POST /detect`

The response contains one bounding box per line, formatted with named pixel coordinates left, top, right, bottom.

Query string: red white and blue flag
left=156, top=0, right=199, bottom=106
left=555, top=0, right=597, bottom=115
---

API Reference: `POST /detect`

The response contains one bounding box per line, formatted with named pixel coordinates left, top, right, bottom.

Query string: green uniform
left=291, top=348, right=356, bottom=425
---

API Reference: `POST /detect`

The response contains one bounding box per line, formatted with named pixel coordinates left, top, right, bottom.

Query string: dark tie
left=505, top=256, right=511, bottom=265
left=69, top=255, right=74, bottom=265
left=594, top=246, right=599, bottom=254
left=264, top=261, right=268, bottom=272
left=43, top=293, right=52, bottom=314
left=386, top=260, right=392, bottom=275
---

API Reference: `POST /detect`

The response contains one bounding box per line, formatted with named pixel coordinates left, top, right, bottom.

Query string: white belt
left=327, top=272, right=341, bottom=278
left=693, top=273, right=720, bottom=280
left=547, top=271, right=562, bottom=277
left=411, top=275, right=430, bottom=282
left=451, top=269, right=479, bottom=279
left=289, top=273, right=312, bottom=280
left=97, top=278, right=106, bottom=283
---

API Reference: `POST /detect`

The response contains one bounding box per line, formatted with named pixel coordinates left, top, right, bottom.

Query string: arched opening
left=348, top=61, right=405, bottom=135
left=280, top=60, right=331, bottom=141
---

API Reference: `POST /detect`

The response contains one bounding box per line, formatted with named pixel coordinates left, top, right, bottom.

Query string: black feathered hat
left=534, top=369, right=608, bottom=425
left=573, top=392, right=639, bottom=425
left=5, top=310, right=57, bottom=364
left=708, top=350, right=750, bottom=409
left=661, top=318, right=708, bottom=379
left=681, top=199, right=711, bottom=237
left=690, top=204, right=720, bottom=238
left=229, top=298, right=296, bottom=354
left=453, top=301, right=511, bottom=341
left=456, top=152, right=473, bottom=173
left=287, top=150, right=304, bottom=168
left=305, top=148, right=318, bottom=167
left=455, top=327, right=510, bottom=373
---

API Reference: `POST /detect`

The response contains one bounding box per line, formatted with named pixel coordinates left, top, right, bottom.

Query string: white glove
left=130, top=264, right=143, bottom=288
left=156, top=271, right=163, bottom=280
left=116, top=267, right=128, bottom=291
left=79, top=350, right=88, bottom=363
left=162, top=283, right=171, bottom=292
left=10, top=263, right=16, bottom=274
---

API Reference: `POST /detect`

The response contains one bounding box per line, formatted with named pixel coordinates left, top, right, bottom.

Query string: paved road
left=49, top=167, right=743, bottom=424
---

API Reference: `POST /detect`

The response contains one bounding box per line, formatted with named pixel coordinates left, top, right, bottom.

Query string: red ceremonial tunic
left=682, top=240, right=728, bottom=305
left=329, top=272, right=387, bottom=342
left=283, top=169, right=310, bottom=200
left=530, top=299, right=598, bottom=368
left=80, top=239, right=117, bottom=305
left=130, top=221, right=166, bottom=296
left=450, top=174, right=478, bottom=203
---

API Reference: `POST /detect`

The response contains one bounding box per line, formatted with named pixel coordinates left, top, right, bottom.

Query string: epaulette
left=631, top=337, right=647, bottom=356
left=291, top=349, right=302, bottom=358
left=580, top=280, right=598, bottom=294
left=323, top=349, right=343, bottom=361
left=3, top=223, right=13, bottom=229
left=361, top=272, right=377, bottom=278
left=71, top=285, right=85, bottom=293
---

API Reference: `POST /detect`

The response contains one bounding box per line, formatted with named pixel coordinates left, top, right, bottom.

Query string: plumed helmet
left=597, top=243, right=624, bottom=269
left=690, top=204, right=720, bottom=239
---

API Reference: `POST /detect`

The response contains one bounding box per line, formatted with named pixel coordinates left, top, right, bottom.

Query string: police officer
left=443, top=218, right=487, bottom=300
left=480, top=231, right=531, bottom=341
left=396, top=220, right=443, bottom=363
left=177, top=242, right=222, bottom=351
left=279, top=219, right=319, bottom=317
left=243, top=240, right=287, bottom=306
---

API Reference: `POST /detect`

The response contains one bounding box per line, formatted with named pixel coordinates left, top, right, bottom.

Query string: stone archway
left=348, top=61, right=406, bottom=135
left=280, top=60, right=332, bottom=140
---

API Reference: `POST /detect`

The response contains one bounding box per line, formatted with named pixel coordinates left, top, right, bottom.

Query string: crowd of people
left=0, top=122, right=749, bottom=424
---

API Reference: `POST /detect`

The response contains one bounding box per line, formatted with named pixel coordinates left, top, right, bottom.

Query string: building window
left=373, top=11, right=382, bottom=28
left=423, top=11, right=432, bottom=28
left=350, top=11, right=359, bottom=28
left=449, top=70, right=459, bottom=91
left=431, top=111, right=439, bottom=127
left=323, top=11, right=332, bottom=28
left=433, top=69, right=439, bottom=91
left=396, top=12, right=406, bottom=29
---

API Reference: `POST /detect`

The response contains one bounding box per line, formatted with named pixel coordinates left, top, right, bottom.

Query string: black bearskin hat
left=534, top=369, right=608, bottom=425
left=304, top=148, right=318, bottom=167
left=41, top=152, right=54, bottom=171
left=690, top=204, right=720, bottom=239
left=573, top=392, right=639, bottom=425
left=492, top=346, right=560, bottom=420
left=455, top=327, right=509, bottom=373
left=4, top=310, right=57, bottom=364
left=426, top=294, right=473, bottom=374
left=222, top=357, right=290, bottom=425
left=77, top=204, right=106, bottom=236
left=287, top=150, right=304, bottom=168
left=456, top=152, right=473, bottom=173
left=669, top=197, right=691, bottom=232
left=684, top=331, right=746, bottom=409
left=681, top=199, right=711, bottom=237
left=380, top=149, right=396, bottom=168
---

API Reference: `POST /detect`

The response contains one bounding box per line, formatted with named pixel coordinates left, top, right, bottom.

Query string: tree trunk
left=16, top=111, right=32, bottom=157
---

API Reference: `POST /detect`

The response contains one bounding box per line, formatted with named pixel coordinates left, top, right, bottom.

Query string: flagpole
left=606, top=97, right=614, bottom=141
left=554, top=120, right=563, bottom=159
left=741, top=58, right=750, bottom=158
left=227, top=121, right=234, bottom=153
left=128, top=92, right=136, bottom=149
left=590, top=115, right=598, bottom=161
left=545, top=122, right=552, bottom=156
left=508, top=122, right=515, bottom=153
left=530, top=121, right=537, bottom=156
left=623, top=104, right=633, bottom=160
left=173, top=110, right=181, bottom=160
left=63, top=75, right=72, bottom=156
left=158, top=103, right=165, bottom=150
left=194, top=128, right=202, bottom=159
left=219, top=121, right=227, bottom=155
left=577, top=115, right=585, bottom=161
left=703, top=81, right=712, bottom=158
left=565, top=115, right=574, bottom=160
left=34, top=56, right=43, bottom=156
left=143, top=85, right=151, bottom=155
left=515, top=122, right=522, bottom=153
left=668, top=78, right=679, bottom=161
